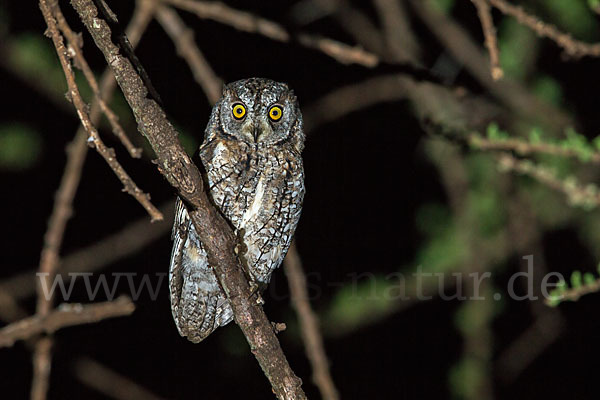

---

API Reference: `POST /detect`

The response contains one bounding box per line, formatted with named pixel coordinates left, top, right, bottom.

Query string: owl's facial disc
left=219, top=79, right=298, bottom=146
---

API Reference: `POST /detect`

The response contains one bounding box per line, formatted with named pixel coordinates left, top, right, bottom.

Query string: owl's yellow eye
left=268, top=105, right=283, bottom=121
left=232, top=104, right=246, bottom=119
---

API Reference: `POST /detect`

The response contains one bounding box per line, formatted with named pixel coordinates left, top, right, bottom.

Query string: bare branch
left=496, top=312, right=563, bottom=382
left=154, top=5, right=223, bottom=104
left=470, top=0, right=503, bottom=80
left=409, top=0, right=572, bottom=131
left=489, top=0, right=600, bottom=58
left=372, top=0, right=421, bottom=63
left=162, top=0, right=379, bottom=67
left=30, top=2, right=155, bottom=399
left=31, top=337, right=52, bottom=400
left=53, top=5, right=142, bottom=158
left=40, top=0, right=162, bottom=222
left=0, top=296, right=135, bottom=348
left=75, top=357, right=165, bottom=400
left=0, top=201, right=174, bottom=312
left=70, top=0, right=306, bottom=397
left=303, top=74, right=407, bottom=132
left=284, top=242, right=339, bottom=400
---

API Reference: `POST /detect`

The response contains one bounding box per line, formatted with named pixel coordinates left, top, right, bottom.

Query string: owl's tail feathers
left=173, top=288, right=234, bottom=343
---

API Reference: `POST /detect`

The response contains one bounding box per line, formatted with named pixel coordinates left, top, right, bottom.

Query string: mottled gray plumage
left=169, top=78, right=305, bottom=343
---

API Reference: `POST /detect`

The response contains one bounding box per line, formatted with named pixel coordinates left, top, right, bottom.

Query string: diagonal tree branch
left=75, top=357, right=165, bottom=400
left=54, top=5, right=142, bottom=159
left=40, top=0, right=162, bottom=223
left=31, top=2, right=156, bottom=399
left=69, top=0, right=306, bottom=398
left=489, top=0, right=600, bottom=58
left=284, top=242, right=339, bottom=400
left=154, top=5, right=223, bottom=105
left=162, top=0, right=378, bottom=67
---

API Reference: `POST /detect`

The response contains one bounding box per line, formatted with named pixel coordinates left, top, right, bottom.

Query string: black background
left=2, top=0, right=600, bottom=399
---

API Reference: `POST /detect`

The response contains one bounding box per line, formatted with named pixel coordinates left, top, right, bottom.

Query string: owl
left=169, top=78, right=305, bottom=343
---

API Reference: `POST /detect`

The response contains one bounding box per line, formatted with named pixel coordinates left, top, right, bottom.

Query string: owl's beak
left=252, top=125, right=260, bottom=142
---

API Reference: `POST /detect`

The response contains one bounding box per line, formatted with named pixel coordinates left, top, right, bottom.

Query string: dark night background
left=2, top=0, right=600, bottom=399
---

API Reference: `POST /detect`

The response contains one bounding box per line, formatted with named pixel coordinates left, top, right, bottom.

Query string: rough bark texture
left=70, top=0, right=306, bottom=398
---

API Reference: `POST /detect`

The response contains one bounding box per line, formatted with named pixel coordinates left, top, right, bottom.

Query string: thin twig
left=31, top=2, right=155, bottom=398
left=303, top=74, right=407, bottom=132
left=469, top=133, right=600, bottom=163
left=497, top=153, right=600, bottom=209
left=284, top=242, right=339, bottom=400
left=75, top=357, right=165, bottom=400
left=162, top=0, right=379, bottom=67
left=545, top=278, right=600, bottom=305
left=53, top=4, right=142, bottom=158
left=489, top=0, right=600, bottom=58
left=496, top=312, right=563, bottom=382
left=0, top=296, right=135, bottom=348
left=410, top=0, right=572, bottom=132
left=372, top=0, right=421, bottom=63
left=470, top=0, right=503, bottom=80
left=154, top=5, right=222, bottom=104
left=0, top=214, right=171, bottom=316
left=71, top=0, right=306, bottom=397
left=0, top=201, right=174, bottom=312
left=34, top=4, right=92, bottom=399
left=31, top=337, right=52, bottom=400
left=40, top=0, right=163, bottom=222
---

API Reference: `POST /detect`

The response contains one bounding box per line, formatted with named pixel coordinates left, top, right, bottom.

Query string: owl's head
left=214, top=78, right=304, bottom=152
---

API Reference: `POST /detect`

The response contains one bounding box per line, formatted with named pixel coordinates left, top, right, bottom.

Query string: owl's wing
left=169, top=198, right=233, bottom=343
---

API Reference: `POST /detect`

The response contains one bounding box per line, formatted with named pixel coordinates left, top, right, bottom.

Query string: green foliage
left=428, top=0, right=455, bottom=14
left=498, top=18, right=538, bottom=80
left=9, top=34, right=66, bottom=94
left=539, top=0, right=598, bottom=40
left=485, top=123, right=509, bottom=141
left=483, top=123, right=600, bottom=164
left=449, top=357, right=486, bottom=400
left=525, top=183, right=573, bottom=228
left=547, top=264, right=600, bottom=306
left=533, top=75, right=563, bottom=106
left=415, top=216, right=468, bottom=274
left=9, top=33, right=94, bottom=101
left=416, top=202, right=452, bottom=237
left=464, top=154, right=506, bottom=236
left=323, top=274, right=402, bottom=332
left=0, top=124, right=42, bottom=170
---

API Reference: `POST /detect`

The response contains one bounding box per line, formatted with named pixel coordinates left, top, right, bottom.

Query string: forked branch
left=69, top=0, right=306, bottom=398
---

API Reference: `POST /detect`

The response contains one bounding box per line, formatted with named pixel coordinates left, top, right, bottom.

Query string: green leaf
left=529, top=127, right=544, bottom=144
left=533, top=75, right=563, bottom=106
left=9, top=34, right=66, bottom=94
left=583, top=272, right=596, bottom=285
left=571, top=270, right=582, bottom=288
left=0, top=124, right=42, bottom=170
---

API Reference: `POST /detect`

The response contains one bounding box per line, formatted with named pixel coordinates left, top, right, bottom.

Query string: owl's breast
left=200, top=140, right=305, bottom=284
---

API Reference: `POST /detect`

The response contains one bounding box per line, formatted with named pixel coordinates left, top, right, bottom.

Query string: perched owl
left=169, top=78, right=305, bottom=343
